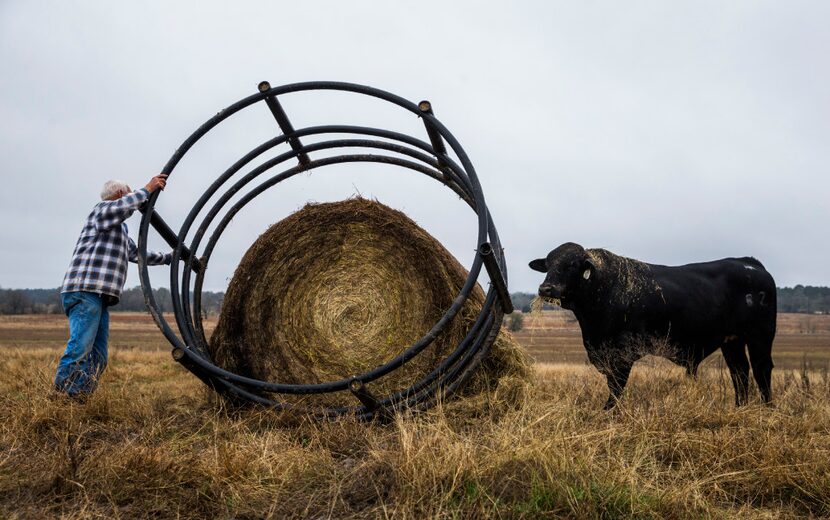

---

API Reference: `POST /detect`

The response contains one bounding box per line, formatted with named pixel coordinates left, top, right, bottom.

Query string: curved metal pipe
left=136, top=81, right=511, bottom=419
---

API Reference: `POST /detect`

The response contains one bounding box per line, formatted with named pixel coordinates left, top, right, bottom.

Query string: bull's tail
left=747, top=326, right=775, bottom=404
left=744, top=261, right=776, bottom=404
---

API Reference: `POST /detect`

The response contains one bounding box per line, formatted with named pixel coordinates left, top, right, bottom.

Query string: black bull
left=530, top=243, right=777, bottom=409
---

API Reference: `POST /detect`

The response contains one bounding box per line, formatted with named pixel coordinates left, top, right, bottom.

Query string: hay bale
left=209, top=198, right=529, bottom=407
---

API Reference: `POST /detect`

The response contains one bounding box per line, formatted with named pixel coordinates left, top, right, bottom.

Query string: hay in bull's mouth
left=208, top=197, right=529, bottom=408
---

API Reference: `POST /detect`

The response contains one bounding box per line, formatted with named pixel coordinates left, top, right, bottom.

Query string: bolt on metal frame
left=137, top=81, right=513, bottom=420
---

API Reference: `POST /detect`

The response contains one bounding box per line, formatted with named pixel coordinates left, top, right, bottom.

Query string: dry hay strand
left=526, top=296, right=562, bottom=346
left=209, top=198, right=530, bottom=409
left=586, top=248, right=659, bottom=307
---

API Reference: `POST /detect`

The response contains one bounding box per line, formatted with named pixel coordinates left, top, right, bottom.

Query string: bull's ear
left=529, top=258, right=547, bottom=273
left=582, top=258, right=596, bottom=280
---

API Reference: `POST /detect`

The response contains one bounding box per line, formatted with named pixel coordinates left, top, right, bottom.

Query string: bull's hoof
left=602, top=398, right=618, bottom=411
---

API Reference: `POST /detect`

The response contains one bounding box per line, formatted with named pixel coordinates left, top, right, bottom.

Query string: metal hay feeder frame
left=137, top=81, right=513, bottom=420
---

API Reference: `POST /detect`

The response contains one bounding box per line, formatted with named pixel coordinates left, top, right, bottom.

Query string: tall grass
left=1, top=347, right=828, bottom=519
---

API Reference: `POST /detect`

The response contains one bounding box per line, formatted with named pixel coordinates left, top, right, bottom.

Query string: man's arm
left=94, top=189, right=149, bottom=232
left=127, top=236, right=172, bottom=266
left=94, top=174, right=168, bottom=232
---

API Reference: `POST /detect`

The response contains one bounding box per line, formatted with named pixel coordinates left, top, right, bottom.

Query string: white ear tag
left=583, top=269, right=591, bottom=280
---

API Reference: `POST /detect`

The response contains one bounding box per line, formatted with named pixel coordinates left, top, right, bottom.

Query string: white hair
left=100, top=180, right=131, bottom=200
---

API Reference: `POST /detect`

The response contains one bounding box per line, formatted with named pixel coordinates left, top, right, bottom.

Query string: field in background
left=1, top=313, right=829, bottom=518
left=2, top=311, right=828, bottom=367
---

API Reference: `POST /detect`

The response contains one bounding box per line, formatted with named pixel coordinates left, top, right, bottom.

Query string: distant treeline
left=510, top=286, right=830, bottom=315
left=776, top=286, right=830, bottom=314
left=0, top=287, right=224, bottom=315
left=0, top=286, right=827, bottom=315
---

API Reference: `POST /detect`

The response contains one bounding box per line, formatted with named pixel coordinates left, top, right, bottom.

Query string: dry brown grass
left=1, top=332, right=829, bottom=518
left=0, top=314, right=827, bottom=518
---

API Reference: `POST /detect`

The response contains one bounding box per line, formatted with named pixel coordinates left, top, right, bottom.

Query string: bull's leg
left=603, top=361, right=633, bottom=410
left=721, top=340, right=750, bottom=406
left=747, top=334, right=774, bottom=404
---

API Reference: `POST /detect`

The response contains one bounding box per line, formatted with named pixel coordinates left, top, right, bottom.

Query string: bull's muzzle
left=538, top=283, right=562, bottom=299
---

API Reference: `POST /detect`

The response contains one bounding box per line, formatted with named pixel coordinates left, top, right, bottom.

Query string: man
left=54, top=174, right=172, bottom=398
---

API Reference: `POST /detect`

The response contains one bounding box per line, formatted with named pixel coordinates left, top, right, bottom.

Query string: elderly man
left=54, top=174, right=172, bottom=398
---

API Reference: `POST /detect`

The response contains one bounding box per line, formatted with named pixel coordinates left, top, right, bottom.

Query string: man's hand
left=145, top=174, right=169, bottom=193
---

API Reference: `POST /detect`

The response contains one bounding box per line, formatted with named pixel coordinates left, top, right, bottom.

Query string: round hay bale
left=208, top=198, right=529, bottom=408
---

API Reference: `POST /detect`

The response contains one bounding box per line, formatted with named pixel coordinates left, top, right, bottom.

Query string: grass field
left=1, top=312, right=829, bottom=518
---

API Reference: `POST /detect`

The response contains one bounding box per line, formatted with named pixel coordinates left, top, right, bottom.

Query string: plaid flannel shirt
left=61, top=188, right=171, bottom=304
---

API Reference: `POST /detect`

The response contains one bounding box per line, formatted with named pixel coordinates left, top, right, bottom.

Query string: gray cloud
left=1, top=0, right=827, bottom=294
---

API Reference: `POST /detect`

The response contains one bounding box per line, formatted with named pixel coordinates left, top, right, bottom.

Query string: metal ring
left=136, top=81, right=511, bottom=419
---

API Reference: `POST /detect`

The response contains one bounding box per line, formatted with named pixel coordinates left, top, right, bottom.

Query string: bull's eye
left=583, top=269, right=591, bottom=280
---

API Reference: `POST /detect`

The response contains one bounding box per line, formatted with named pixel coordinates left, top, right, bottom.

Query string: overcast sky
left=1, top=1, right=827, bottom=294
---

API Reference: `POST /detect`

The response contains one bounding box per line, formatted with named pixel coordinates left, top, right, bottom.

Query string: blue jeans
left=54, top=292, right=110, bottom=395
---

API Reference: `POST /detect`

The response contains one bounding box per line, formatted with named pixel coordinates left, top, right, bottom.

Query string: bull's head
left=529, top=242, right=595, bottom=310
